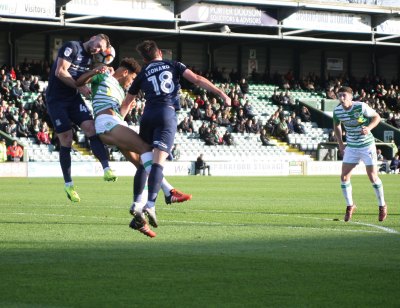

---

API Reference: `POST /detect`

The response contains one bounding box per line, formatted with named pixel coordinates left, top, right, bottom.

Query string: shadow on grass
left=0, top=232, right=399, bottom=308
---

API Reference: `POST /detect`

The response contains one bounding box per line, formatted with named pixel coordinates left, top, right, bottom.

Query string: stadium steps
left=72, top=142, right=96, bottom=161
left=269, top=136, right=313, bottom=160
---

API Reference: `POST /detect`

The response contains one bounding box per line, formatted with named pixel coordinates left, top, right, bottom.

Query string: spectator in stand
left=265, top=111, right=279, bottom=136
left=20, top=75, right=31, bottom=92
left=271, top=89, right=280, bottom=105
left=37, top=125, right=51, bottom=145
left=243, top=100, right=255, bottom=119
left=202, top=127, right=217, bottom=145
left=190, top=102, right=202, bottom=121
left=177, top=116, right=193, bottom=134
left=179, top=92, right=193, bottom=110
left=11, top=80, right=24, bottom=105
left=204, top=103, right=214, bottom=122
left=230, top=93, right=241, bottom=112
left=293, top=117, right=306, bottom=134
left=195, top=153, right=211, bottom=176
left=233, top=118, right=246, bottom=134
left=17, top=117, right=30, bottom=138
left=171, top=143, right=180, bottom=161
left=0, top=109, right=8, bottom=131
left=29, top=76, right=40, bottom=93
left=260, top=129, right=275, bottom=146
left=389, top=154, right=400, bottom=174
left=0, top=74, right=11, bottom=100
left=5, top=119, right=17, bottom=138
left=377, top=148, right=388, bottom=173
left=284, top=90, right=295, bottom=107
left=246, top=118, right=260, bottom=134
left=29, top=119, right=42, bottom=136
left=211, top=125, right=222, bottom=144
left=0, top=138, right=7, bottom=162
left=287, top=111, right=297, bottom=133
left=300, top=106, right=312, bottom=122
left=7, top=139, right=23, bottom=162
left=194, top=94, right=206, bottom=109
left=326, top=86, right=336, bottom=100
left=275, top=112, right=289, bottom=142
left=239, top=78, right=249, bottom=99
left=20, top=111, right=31, bottom=127
left=217, top=112, right=231, bottom=128
left=10, top=106, right=20, bottom=124
left=9, top=66, right=16, bottom=81
left=222, top=130, right=234, bottom=146
left=236, top=108, right=246, bottom=123
left=210, top=97, right=221, bottom=112
left=198, top=121, right=207, bottom=139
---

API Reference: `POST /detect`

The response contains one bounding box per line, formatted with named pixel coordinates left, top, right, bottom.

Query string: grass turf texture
left=0, top=175, right=399, bottom=307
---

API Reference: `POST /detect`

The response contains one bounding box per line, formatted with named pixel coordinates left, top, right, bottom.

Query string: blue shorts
left=139, top=105, right=177, bottom=153
left=47, top=94, right=93, bottom=134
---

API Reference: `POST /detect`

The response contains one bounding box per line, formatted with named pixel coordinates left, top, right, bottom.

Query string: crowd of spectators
left=0, top=62, right=52, bottom=161
left=1, top=59, right=400, bottom=163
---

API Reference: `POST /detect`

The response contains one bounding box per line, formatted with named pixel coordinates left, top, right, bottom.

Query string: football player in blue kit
left=46, top=34, right=117, bottom=203
left=122, top=40, right=231, bottom=229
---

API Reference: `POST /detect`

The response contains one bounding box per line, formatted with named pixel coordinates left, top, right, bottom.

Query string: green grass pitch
left=0, top=175, right=399, bottom=307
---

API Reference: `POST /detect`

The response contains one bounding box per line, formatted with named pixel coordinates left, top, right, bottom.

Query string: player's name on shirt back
left=145, top=63, right=171, bottom=77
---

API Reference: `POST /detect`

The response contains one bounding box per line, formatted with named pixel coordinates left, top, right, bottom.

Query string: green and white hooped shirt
left=333, top=101, right=376, bottom=148
left=91, top=71, right=125, bottom=120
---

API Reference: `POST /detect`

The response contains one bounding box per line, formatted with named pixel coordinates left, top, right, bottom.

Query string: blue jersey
left=46, top=40, right=93, bottom=101
left=128, top=60, right=187, bottom=110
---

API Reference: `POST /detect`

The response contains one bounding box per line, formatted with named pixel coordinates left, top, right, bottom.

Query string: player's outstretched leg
left=165, top=189, right=192, bottom=204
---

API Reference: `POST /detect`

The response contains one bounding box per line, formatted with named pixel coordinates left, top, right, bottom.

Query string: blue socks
left=88, top=135, right=109, bottom=169
left=148, top=163, right=164, bottom=203
left=133, top=165, right=147, bottom=203
left=60, top=146, right=72, bottom=183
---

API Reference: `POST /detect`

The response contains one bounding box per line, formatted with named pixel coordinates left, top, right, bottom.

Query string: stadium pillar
left=347, top=51, right=352, bottom=79
left=237, top=45, right=242, bottom=79
left=294, top=47, right=300, bottom=81
left=177, top=40, right=182, bottom=62
left=320, top=50, right=325, bottom=83
left=265, top=46, right=270, bottom=82
left=371, top=47, right=377, bottom=77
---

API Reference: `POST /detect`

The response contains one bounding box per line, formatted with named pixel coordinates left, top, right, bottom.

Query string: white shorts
left=95, top=114, right=127, bottom=134
left=343, top=144, right=377, bottom=166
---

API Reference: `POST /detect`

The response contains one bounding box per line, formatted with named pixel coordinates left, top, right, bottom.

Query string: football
left=94, top=45, right=115, bottom=65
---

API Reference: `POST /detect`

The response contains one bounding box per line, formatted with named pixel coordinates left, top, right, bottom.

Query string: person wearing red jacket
left=7, top=140, right=23, bottom=162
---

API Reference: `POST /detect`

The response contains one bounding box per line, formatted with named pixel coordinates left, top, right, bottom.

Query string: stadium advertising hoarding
left=376, top=18, right=400, bottom=34
left=283, top=10, right=371, bottom=32
left=228, top=0, right=400, bottom=10
left=0, top=0, right=55, bottom=19
left=65, top=0, right=174, bottom=21
left=181, top=3, right=277, bottom=27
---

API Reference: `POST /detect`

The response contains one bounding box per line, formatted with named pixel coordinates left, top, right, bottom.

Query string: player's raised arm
left=55, top=57, right=77, bottom=89
left=182, top=69, right=231, bottom=107
left=75, top=65, right=107, bottom=87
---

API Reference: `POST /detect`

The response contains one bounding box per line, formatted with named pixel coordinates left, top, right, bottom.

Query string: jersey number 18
left=147, top=71, right=174, bottom=95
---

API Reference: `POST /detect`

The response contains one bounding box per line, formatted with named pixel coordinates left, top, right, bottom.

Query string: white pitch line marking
left=1, top=211, right=399, bottom=234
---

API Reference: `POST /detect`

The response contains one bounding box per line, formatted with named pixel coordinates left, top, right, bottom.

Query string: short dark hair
left=119, top=58, right=141, bottom=74
left=96, top=34, right=111, bottom=48
left=136, top=40, right=159, bottom=62
left=338, top=86, right=353, bottom=94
